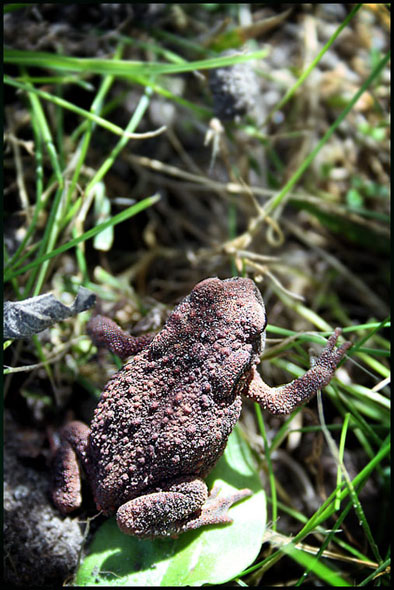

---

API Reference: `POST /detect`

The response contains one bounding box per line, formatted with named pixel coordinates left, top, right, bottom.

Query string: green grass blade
left=4, top=75, right=162, bottom=140
left=4, top=195, right=161, bottom=282
left=263, top=4, right=363, bottom=126
left=4, top=48, right=268, bottom=76
left=263, top=49, right=390, bottom=216
left=282, top=544, right=351, bottom=586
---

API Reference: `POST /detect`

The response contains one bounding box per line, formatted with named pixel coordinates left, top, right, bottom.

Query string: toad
left=52, top=277, right=350, bottom=537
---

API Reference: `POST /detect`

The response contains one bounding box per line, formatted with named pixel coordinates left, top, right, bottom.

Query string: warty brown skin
left=52, top=277, right=351, bottom=537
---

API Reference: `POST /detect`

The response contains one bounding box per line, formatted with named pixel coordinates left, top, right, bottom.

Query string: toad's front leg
left=245, top=328, right=351, bottom=415
left=87, top=315, right=154, bottom=360
left=52, top=420, right=90, bottom=514
left=116, top=476, right=251, bottom=538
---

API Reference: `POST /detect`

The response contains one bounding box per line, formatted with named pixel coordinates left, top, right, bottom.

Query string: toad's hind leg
left=116, top=476, right=251, bottom=538
left=52, top=421, right=90, bottom=514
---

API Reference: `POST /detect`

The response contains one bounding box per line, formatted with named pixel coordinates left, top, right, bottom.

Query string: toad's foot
left=116, top=477, right=251, bottom=538
left=176, top=485, right=252, bottom=536
left=245, top=328, right=351, bottom=415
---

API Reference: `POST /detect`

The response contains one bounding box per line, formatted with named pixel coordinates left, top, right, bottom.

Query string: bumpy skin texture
left=52, top=277, right=350, bottom=538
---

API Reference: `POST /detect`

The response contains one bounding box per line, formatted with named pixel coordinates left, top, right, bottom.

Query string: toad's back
left=87, top=349, right=244, bottom=513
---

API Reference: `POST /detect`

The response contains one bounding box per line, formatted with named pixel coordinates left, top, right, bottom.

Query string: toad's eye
left=244, top=313, right=267, bottom=344
left=230, top=362, right=253, bottom=398
left=251, top=332, right=264, bottom=357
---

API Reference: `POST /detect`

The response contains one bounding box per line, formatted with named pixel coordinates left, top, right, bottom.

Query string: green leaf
left=75, top=425, right=266, bottom=586
left=345, top=188, right=364, bottom=210
left=92, top=183, right=114, bottom=252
